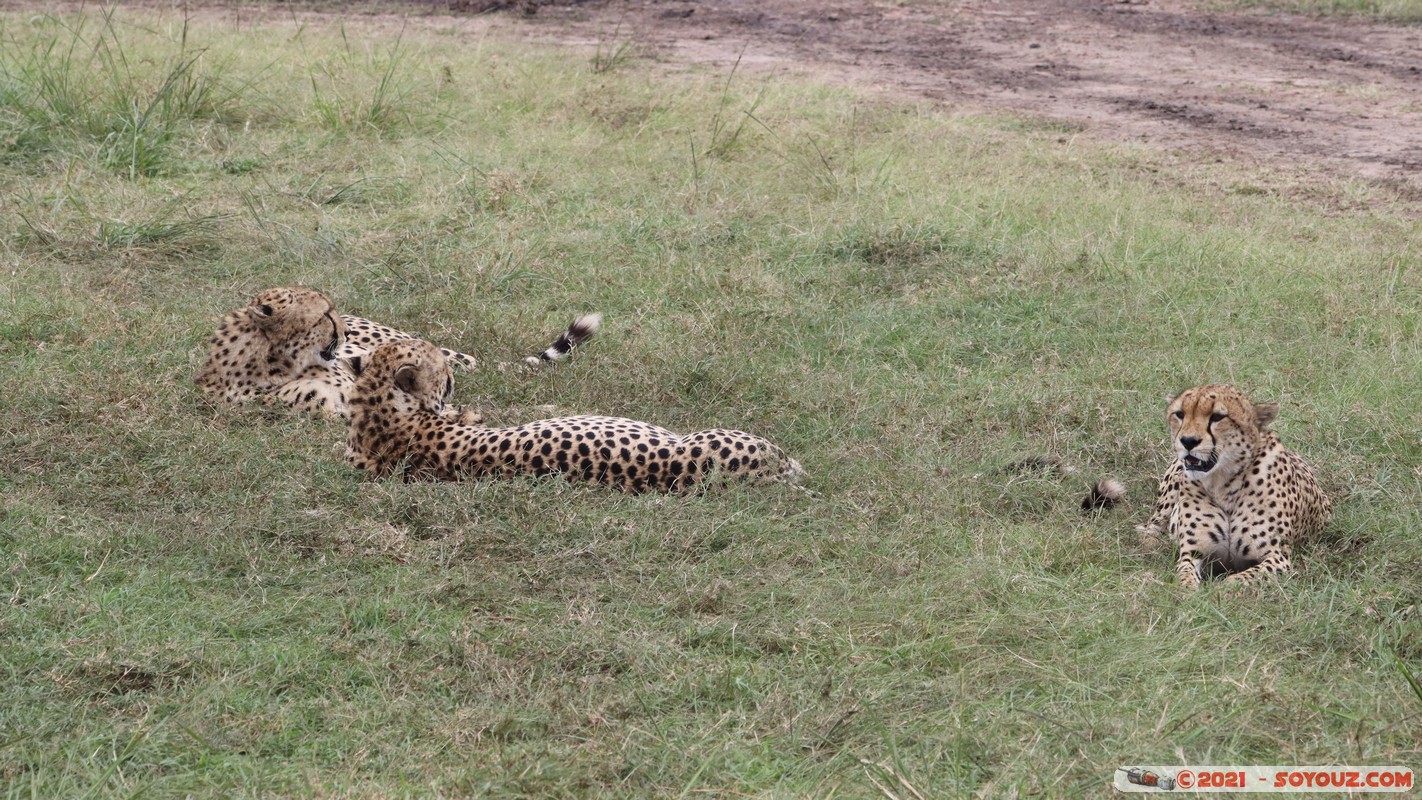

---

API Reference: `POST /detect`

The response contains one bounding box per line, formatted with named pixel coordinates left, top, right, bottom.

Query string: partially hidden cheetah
left=1137, top=384, right=1331, bottom=588
left=344, top=339, right=805, bottom=491
left=194, top=287, right=599, bottom=419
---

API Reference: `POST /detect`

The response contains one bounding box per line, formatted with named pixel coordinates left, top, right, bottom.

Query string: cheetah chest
left=1171, top=446, right=1295, bottom=574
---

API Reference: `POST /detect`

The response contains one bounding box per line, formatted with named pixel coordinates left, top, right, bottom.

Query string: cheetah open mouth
left=1181, top=453, right=1217, bottom=473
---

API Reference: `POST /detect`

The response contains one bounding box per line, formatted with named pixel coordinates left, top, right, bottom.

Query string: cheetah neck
left=1192, top=442, right=1261, bottom=508
left=382, top=390, right=432, bottom=419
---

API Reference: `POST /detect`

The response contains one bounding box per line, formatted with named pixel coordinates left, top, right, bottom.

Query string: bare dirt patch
left=487, top=0, right=1422, bottom=194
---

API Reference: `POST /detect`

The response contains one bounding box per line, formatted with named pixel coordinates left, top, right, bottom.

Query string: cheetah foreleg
left=1222, top=549, right=1294, bottom=586
left=1138, top=472, right=1179, bottom=552
left=267, top=378, right=348, bottom=419
left=437, top=404, right=485, bottom=426
left=1174, top=553, right=1204, bottom=589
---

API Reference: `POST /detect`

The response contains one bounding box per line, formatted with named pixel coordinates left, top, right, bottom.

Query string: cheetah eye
left=1171, top=410, right=1185, bottom=420
left=1209, top=412, right=1227, bottom=423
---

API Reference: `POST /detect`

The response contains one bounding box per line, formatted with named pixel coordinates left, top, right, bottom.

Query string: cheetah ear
left=1253, top=402, right=1279, bottom=429
left=1164, top=393, right=1178, bottom=407
left=250, top=302, right=278, bottom=329
left=393, top=364, right=420, bottom=395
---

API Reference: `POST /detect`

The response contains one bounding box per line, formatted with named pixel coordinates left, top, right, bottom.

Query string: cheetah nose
left=1179, top=435, right=1202, bottom=451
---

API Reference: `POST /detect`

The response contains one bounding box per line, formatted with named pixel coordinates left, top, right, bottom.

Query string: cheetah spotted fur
left=344, top=339, right=805, bottom=491
left=1137, top=384, right=1331, bottom=588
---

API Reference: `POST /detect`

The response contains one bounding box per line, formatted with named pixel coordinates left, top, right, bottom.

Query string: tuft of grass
left=95, top=210, right=226, bottom=251
left=590, top=21, right=636, bottom=75
left=0, top=10, right=238, bottom=176
left=303, top=22, right=423, bottom=133
left=2, top=6, right=1421, bottom=797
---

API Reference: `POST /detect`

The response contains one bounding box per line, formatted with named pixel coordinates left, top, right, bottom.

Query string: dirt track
left=492, top=0, right=1422, bottom=195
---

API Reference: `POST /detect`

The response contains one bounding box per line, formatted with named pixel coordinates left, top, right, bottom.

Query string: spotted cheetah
left=344, top=339, right=805, bottom=491
left=194, top=287, right=599, bottom=419
left=1137, top=384, right=1331, bottom=588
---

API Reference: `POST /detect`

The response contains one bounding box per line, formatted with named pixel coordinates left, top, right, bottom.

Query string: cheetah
left=1137, top=384, right=1331, bottom=588
left=194, top=287, right=599, bottom=420
left=344, top=339, right=805, bottom=491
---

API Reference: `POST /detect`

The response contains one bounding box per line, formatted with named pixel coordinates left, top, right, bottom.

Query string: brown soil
left=491, top=0, right=1422, bottom=194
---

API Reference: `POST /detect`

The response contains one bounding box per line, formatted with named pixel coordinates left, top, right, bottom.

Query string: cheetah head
left=1165, top=384, right=1277, bottom=480
left=195, top=287, right=346, bottom=400
left=357, top=339, right=455, bottom=416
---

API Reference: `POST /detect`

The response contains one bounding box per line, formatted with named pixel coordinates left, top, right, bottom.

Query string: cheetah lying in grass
left=344, top=339, right=805, bottom=491
left=1138, top=384, right=1331, bottom=587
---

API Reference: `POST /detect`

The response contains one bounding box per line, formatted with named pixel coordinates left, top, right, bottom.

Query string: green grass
left=1216, top=0, right=1422, bottom=20
left=3, top=7, right=1422, bottom=797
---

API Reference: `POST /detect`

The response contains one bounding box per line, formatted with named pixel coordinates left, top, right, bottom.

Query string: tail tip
left=785, top=458, right=806, bottom=482
left=572, top=312, right=603, bottom=335
left=530, top=312, right=603, bottom=366
left=1081, top=478, right=1126, bottom=513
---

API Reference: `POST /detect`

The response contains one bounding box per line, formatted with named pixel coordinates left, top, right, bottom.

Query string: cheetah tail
left=1080, top=478, right=1126, bottom=514
left=783, top=457, right=807, bottom=483
left=522, top=313, right=602, bottom=366
left=780, top=457, right=818, bottom=496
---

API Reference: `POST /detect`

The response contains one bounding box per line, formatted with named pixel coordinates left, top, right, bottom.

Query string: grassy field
left=1220, top=0, right=1422, bottom=20
left=2, top=7, right=1421, bottom=797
